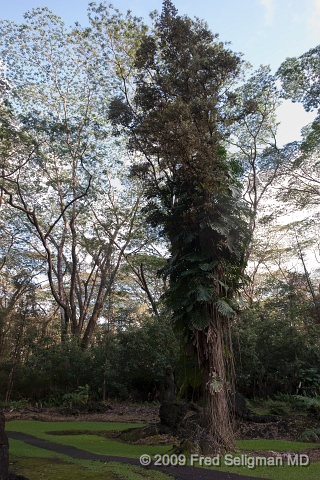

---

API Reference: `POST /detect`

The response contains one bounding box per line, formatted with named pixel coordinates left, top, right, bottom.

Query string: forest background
left=0, top=0, right=320, bottom=418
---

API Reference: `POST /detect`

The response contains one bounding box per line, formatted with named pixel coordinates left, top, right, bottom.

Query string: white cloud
left=260, top=0, right=275, bottom=25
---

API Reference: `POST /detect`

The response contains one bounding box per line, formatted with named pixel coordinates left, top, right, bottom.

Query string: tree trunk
left=196, top=310, right=235, bottom=453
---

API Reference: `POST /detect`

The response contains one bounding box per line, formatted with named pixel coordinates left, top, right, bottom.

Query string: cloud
left=260, top=0, right=275, bottom=25
left=309, top=0, right=320, bottom=34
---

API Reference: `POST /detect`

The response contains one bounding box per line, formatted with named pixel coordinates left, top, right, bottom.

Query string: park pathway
left=7, top=431, right=269, bottom=480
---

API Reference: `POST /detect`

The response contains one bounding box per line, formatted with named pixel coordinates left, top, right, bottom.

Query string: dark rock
left=179, top=439, right=196, bottom=454
left=163, top=366, right=176, bottom=402
left=157, top=424, right=172, bottom=435
left=228, top=392, right=247, bottom=418
left=59, top=401, right=114, bottom=416
left=85, top=402, right=110, bottom=413
left=159, top=402, right=188, bottom=430
left=0, top=412, right=29, bottom=480
left=199, top=440, right=213, bottom=455
left=245, top=413, right=278, bottom=423
left=189, top=402, right=201, bottom=412
left=0, top=412, right=9, bottom=480
left=228, top=392, right=279, bottom=423
left=119, top=425, right=159, bottom=442
left=7, top=474, right=29, bottom=480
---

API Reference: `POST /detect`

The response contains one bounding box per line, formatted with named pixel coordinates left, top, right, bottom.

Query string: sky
left=1, top=0, right=320, bottom=144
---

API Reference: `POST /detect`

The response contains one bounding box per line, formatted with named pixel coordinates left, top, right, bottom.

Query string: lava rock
left=245, top=413, right=278, bottom=423
left=0, top=412, right=9, bottom=480
left=7, top=474, right=29, bottom=480
left=0, top=411, right=29, bottom=480
left=228, top=392, right=247, bottom=418
left=163, top=366, right=176, bottom=402
left=159, top=402, right=188, bottom=430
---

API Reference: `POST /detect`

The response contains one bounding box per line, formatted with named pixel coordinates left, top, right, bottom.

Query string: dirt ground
left=5, top=402, right=320, bottom=440
left=4, top=403, right=160, bottom=424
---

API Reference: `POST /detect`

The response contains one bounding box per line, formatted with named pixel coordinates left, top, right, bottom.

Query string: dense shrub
left=232, top=282, right=320, bottom=398
left=0, top=315, right=179, bottom=402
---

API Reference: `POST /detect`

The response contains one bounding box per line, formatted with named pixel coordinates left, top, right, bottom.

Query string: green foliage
left=286, top=396, right=320, bottom=418
left=299, top=428, right=320, bottom=442
left=106, top=316, right=179, bottom=400
left=62, top=385, right=90, bottom=407
left=247, top=393, right=320, bottom=418
left=0, top=398, right=29, bottom=409
left=2, top=1, right=320, bottom=429
left=264, top=399, right=290, bottom=416
left=277, top=46, right=320, bottom=112
left=0, top=314, right=178, bottom=402
left=233, top=273, right=320, bottom=397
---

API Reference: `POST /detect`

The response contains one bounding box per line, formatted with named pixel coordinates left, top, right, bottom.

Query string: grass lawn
left=7, top=420, right=320, bottom=480
left=237, top=438, right=320, bottom=451
left=7, top=420, right=172, bottom=458
left=9, top=436, right=173, bottom=480
left=201, top=439, right=320, bottom=480
left=206, top=457, right=320, bottom=480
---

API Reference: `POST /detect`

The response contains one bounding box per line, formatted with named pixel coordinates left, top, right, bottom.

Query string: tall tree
left=0, top=8, right=145, bottom=347
left=277, top=46, right=320, bottom=204
left=228, top=67, right=281, bottom=236
left=224, top=66, right=283, bottom=303
left=109, top=1, right=250, bottom=452
left=275, top=46, right=320, bottom=313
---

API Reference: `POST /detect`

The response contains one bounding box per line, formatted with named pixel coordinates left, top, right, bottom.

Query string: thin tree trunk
left=5, top=315, right=24, bottom=402
left=295, top=230, right=320, bottom=323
